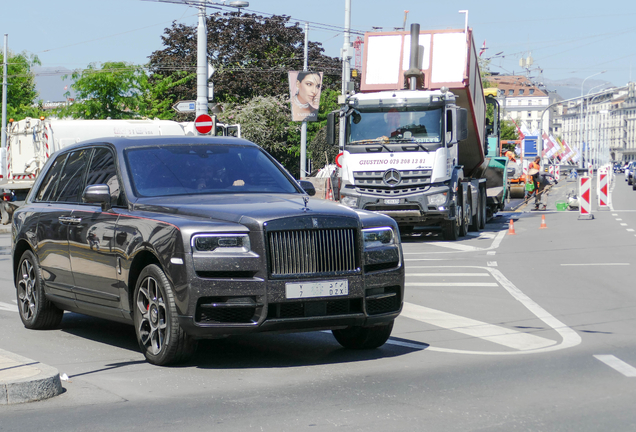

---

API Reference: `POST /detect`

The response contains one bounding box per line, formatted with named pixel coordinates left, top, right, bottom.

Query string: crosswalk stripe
left=401, top=302, right=556, bottom=351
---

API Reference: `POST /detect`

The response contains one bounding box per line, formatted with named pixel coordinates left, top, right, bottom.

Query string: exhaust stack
left=404, top=23, right=423, bottom=90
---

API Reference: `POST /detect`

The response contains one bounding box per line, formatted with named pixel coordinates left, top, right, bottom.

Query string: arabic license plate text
left=285, top=280, right=349, bottom=299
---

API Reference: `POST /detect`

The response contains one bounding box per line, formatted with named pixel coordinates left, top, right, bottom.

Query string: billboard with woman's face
left=289, top=71, right=323, bottom=122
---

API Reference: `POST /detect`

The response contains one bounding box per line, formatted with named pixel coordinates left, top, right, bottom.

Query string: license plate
left=285, top=280, right=349, bottom=299
left=384, top=198, right=400, bottom=205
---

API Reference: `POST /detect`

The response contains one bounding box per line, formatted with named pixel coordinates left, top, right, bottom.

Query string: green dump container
left=556, top=201, right=568, bottom=211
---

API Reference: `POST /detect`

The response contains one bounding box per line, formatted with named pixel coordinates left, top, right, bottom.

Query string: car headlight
left=428, top=192, right=447, bottom=206
left=192, top=234, right=250, bottom=253
left=362, top=227, right=395, bottom=250
left=341, top=195, right=359, bottom=208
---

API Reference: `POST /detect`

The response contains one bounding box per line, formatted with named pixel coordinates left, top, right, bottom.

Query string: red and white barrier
left=579, top=176, right=594, bottom=220
left=598, top=170, right=609, bottom=210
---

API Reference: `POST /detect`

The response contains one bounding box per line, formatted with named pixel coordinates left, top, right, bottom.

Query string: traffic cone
left=540, top=215, right=547, bottom=229
left=508, top=219, right=516, bottom=235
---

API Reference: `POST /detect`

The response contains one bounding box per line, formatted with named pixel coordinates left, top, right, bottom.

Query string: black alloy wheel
left=134, top=264, right=197, bottom=366
left=16, top=250, right=63, bottom=329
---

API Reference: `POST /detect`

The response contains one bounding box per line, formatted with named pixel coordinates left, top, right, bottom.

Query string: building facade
left=487, top=75, right=561, bottom=136
left=559, top=83, right=636, bottom=163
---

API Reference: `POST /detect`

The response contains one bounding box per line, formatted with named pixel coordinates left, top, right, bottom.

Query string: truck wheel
left=460, top=201, right=470, bottom=237
left=469, top=196, right=480, bottom=232
left=134, top=264, right=197, bottom=366
left=16, top=250, right=64, bottom=330
left=442, top=204, right=461, bottom=240
left=479, top=189, right=487, bottom=230
left=332, top=320, right=394, bottom=349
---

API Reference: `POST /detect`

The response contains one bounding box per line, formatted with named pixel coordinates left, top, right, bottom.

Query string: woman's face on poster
left=296, top=74, right=322, bottom=105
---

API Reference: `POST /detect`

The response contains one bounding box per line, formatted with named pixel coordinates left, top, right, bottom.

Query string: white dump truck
left=327, top=24, right=506, bottom=240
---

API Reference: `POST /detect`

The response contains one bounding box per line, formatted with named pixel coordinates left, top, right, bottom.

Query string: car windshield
left=348, top=107, right=442, bottom=144
left=125, top=144, right=299, bottom=197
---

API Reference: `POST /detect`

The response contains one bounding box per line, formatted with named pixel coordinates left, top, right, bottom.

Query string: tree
left=57, top=62, right=147, bottom=119
left=217, top=95, right=301, bottom=174
left=148, top=13, right=342, bottom=109
left=501, top=120, right=519, bottom=141
left=1, top=51, right=42, bottom=120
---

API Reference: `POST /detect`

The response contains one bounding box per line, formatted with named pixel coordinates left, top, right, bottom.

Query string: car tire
left=134, top=264, right=197, bottom=366
left=16, top=250, right=64, bottom=330
left=332, top=320, right=394, bottom=349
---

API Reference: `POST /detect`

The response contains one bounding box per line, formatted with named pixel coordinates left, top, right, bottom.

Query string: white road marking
left=628, top=229, right=635, bottom=232
left=401, top=266, right=581, bottom=356
left=487, top=261, right=498, bottom=267
left=594, top=355, right=636, bottom=377
left=386, top=339, right=428, bottom=350
left=0, top=301, right=18, bottom=313
left=616, top=218, right=623, bottom=221
left=421, top=242, right=480, bottom=252
left=612, top=213, right=618, bottom=216
left=405, top=282, right=498, bottom=287
left=560, top=263, right=629, bottom=266
left=404, top=229, right=507, bottom=255
left=487, top=251, right=496, bottom=256
left=407, top=273, right=490, bottom=277
left=402, top=302, right=555, bottom=350
left=620, top=223, right=628, bottom=226
left=405, top=259, right=449, bottom=262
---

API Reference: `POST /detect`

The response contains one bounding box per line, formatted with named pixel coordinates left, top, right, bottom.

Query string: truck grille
left=268, top=228, right=358, bottom=276
left=353, top=169, right=432, bottom=195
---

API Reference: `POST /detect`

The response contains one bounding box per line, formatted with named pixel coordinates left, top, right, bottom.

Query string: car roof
left=58, top=135, right=259, bottom=153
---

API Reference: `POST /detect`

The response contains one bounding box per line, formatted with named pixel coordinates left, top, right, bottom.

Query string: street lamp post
left=586, top=89, right=612, bottom=170
left=579, top=71, right=606, bottom=168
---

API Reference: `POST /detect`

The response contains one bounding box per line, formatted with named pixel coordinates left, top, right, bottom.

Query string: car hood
left=132, top=193, right=383, bottom=230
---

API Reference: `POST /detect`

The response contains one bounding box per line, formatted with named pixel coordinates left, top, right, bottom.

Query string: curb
left=0, top=348, right=63, bottom=405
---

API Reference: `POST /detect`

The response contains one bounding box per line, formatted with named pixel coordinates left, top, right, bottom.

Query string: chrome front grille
left=268, top=228, right=358, bottom=276
left=353, top=169, right=432, bottom=195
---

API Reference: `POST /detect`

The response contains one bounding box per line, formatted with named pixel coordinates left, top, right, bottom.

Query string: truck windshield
left=348, top=107, right=442, bottom=145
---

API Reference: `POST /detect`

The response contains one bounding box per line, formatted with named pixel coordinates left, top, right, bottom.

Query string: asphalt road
left=1, top=174, right=635, bottom=431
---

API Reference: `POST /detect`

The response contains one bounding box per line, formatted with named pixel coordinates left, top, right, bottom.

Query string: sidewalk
left=0, top=348, right=63, bottom=404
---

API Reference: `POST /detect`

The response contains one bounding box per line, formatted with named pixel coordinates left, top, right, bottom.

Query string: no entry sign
left=195, top=114, right=214, bottom=134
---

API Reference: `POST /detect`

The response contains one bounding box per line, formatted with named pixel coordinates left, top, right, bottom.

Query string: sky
left=3, top=0, right=636, bottom=101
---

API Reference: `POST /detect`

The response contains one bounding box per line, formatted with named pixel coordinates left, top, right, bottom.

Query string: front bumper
left=177, top=265, right=404, bottom=339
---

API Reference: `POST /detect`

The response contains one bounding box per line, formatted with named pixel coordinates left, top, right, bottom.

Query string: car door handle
left=58, top=216, right=82, bottom=224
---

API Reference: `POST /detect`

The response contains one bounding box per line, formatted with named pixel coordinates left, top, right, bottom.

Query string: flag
left=479, top=40, right=486, bottom=57
left=542, top=133, right=553, bottom=157
left=548, top=135, right=560, bottom=158
left=511, top=119, right=525, bottom=140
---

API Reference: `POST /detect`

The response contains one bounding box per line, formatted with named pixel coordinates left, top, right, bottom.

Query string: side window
left=35, top=154, right=67, bottom=202
left=86, top=148, right=124, bottom=206
left=55, top=149, right=90, bottom=203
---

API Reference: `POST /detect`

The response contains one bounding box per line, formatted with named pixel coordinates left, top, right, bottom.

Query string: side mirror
left=299, top=180, right=316, bottom=196
left=83, top=184, right=111, bottom=210
left=326, top=111, right=338, bottom=145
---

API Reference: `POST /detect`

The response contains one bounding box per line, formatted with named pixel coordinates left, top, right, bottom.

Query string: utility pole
left=339, top=0, right=352, bottom=150
left=300, top=22, right=308, bottom=179
left=1, top=35, right=7, bottom=151
left=196, top=2, right=208, bottom=118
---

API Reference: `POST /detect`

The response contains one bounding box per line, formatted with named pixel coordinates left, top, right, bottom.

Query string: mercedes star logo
left=383, top=169, right=402, bottom=187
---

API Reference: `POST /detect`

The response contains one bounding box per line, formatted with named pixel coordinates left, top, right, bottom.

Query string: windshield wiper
left=348, top=139, right=393, bottom=153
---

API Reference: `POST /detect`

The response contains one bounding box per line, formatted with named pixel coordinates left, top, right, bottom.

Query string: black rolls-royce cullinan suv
left=12, top=136, right=404, bottom=365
